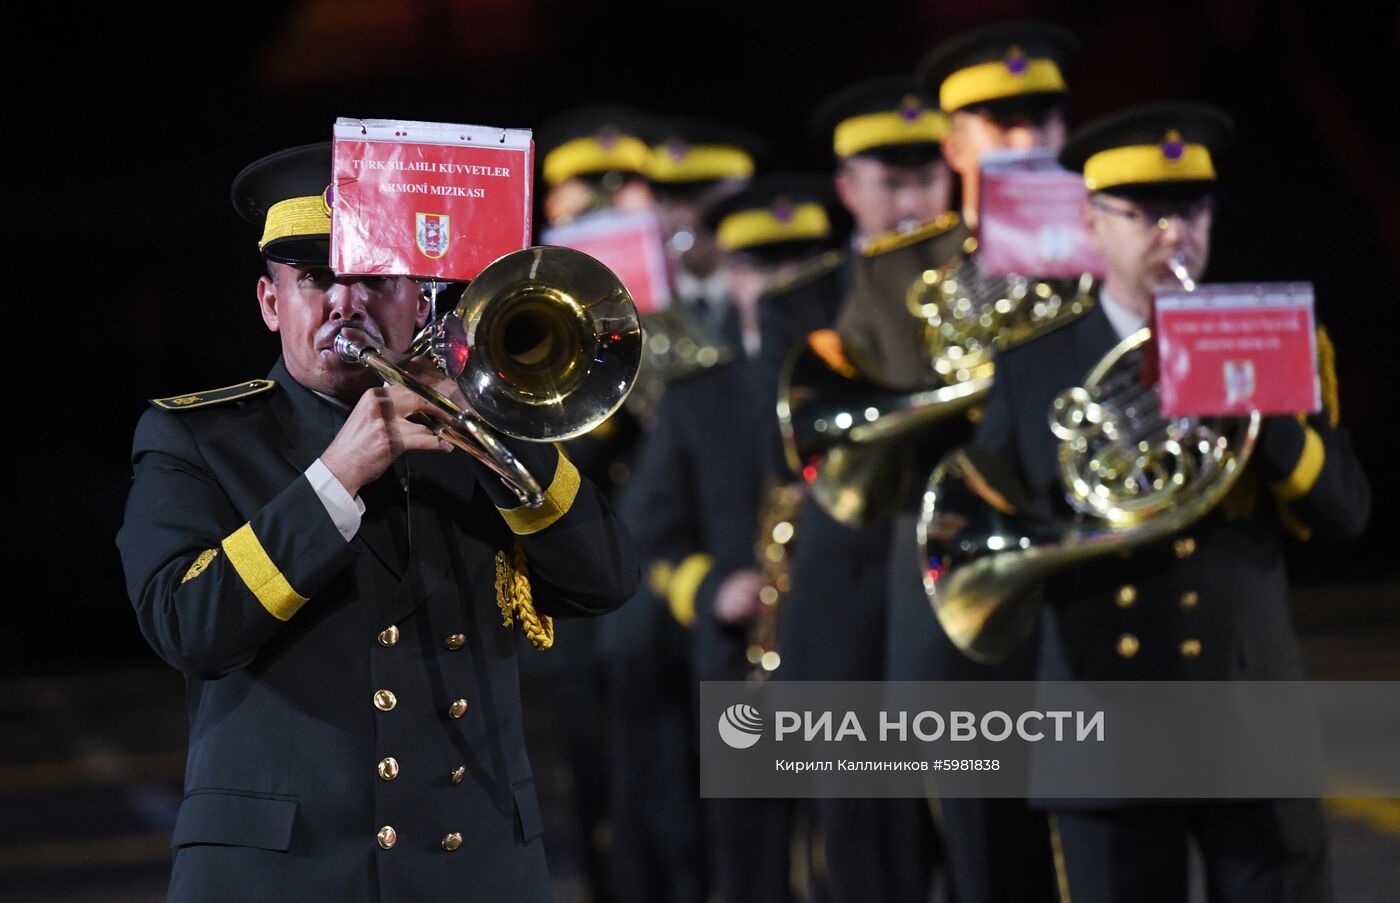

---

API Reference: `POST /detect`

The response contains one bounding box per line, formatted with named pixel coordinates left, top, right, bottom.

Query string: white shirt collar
left=1098, top=288, right=1149, bottom=341
left=312, top=388, right=351, bottom=411
left=675, top=269, right=729, bottom=307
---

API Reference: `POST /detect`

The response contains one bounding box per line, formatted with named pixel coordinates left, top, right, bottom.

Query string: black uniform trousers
left=1051, top=801, right=1329, bottom=903
left=886, top=512, right=1055, bottom=903
left=622, top=360, right=795, bottom=903
left=759, top=256, right=939, bottom=903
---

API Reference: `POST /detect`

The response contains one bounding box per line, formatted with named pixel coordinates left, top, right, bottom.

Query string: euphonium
left=918, top=259, right=1259, bottom=663
left=779, top=249, right=1094, bottom=526
left=335, top=245, right=642, bottom=508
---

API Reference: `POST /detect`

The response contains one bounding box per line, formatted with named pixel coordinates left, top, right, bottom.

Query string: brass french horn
left=918, top=258, right=1259, bottom=663
left=335, top=245, right=642, bottom=508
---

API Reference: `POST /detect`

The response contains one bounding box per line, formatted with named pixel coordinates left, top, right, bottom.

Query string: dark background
left=14, top=0, right=1398, bottom=673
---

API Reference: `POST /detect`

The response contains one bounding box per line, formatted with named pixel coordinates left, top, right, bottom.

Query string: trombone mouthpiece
left=334, top=332, right=364, bottom=363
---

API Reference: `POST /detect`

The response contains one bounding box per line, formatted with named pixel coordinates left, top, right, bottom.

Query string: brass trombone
left=335, top=245, right=642, bottom=508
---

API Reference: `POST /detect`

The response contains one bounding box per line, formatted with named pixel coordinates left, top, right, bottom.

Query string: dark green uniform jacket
left=117, top=358, right=637, bottom=902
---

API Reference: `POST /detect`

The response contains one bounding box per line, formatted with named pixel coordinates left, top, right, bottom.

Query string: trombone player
left=964, top=103, right=1370, bottom=902
left=116, top=142, right=639, bottom=902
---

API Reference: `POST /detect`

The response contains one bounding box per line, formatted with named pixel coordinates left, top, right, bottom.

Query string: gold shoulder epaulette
left=150, top=379, right=276, bottom=411
left=765, top=249, right=847, bottom=296
left=862, top=211, right=961, bottom=257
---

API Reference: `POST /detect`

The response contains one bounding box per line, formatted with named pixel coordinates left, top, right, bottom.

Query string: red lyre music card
left=331, top=118, right=533, bottom=280
left=541, top=209, right=672, bottom=313
left=1155, top=283, right=1320, bottom=417
left=978, top=149, right=1106, bottom=278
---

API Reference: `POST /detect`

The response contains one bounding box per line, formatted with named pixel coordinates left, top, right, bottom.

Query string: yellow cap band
left=259, top=195, right=331, bottom=250
left=834, top=109, right=949, bottom=157
left=833, top=109, right=949, bottom=157
left=542, top=135, right=651, bottom=186
left=717, top=203, right=831, bottom=251
left=648, top=144, right=755, bottom=183
left=1082, top=143, right=1216, bottom=191
left=939, top=57, right=1066, bottom=114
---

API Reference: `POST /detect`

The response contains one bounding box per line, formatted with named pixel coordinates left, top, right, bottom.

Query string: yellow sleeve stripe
left=1275, top=499, right=1313, bottom=543
left=647, top=560, right=674, bottom=597
left=1270, top=426, right=1325, bottom=502
left=221, top=524, right=308, bottom=621
left=1316, top=326, right=1339, bottom=427
left=498, top=449, right=581, bottom=535
left=666, top=553, right=713, bottom=628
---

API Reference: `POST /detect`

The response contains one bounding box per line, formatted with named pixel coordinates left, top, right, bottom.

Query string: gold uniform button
left=444, top=634, right=466, bottom=651
left=1181, top=639, right=1202, bottom=658
left=377, top=826, right=397, bottom=849
left=1174, top=537, right=1197, bottom=559
left=441, top=832, right=463, bottom=852
left=374, top=690, right=397, bottom=712
left=448, top=699, right=469, bottom=719
left=1180, top=591, right=1200, bottom=610
left=450, top=766, right=466, bottom=785
left=377, top=625, right=400, bottom=647
left=1115, top=585, right=1137, bottom=608
left=377, top=757, right=399, bottom=781
left=1116, top=634, right=1140, bottom=659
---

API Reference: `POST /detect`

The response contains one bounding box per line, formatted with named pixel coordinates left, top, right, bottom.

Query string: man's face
left=721, top=253, right=798, bottom=315
left=942, top=109, right=1068, bottom=179
left=656, top=192, right=719, bottom=279
left=543, top=174, right=656, bottom=226
left=1082, top=193, right=1214, bottom=299
left=835, top=156, right=952, bottom=237
left=257, top=263, right=430, bottom=401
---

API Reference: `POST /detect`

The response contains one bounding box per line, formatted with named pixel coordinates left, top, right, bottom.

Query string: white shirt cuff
left=306, top=458, right=365, bottom=541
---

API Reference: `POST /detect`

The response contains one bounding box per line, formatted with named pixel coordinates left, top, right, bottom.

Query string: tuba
left=335, top=245, right=642, bottom=508
left=917, top=257, right=1259, bottom=663
left=780, top=244, right=1094, bottom=526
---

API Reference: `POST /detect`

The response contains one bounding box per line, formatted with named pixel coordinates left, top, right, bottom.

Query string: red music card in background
left=331, top=118, right=533, bottom=280
left=541, top=210, right=672, bottom=313
left=1155, top=283, right=1319, bottom=417
left=978, top=149, right=1106, bottom=278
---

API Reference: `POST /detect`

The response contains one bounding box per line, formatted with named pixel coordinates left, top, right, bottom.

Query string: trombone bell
left=454, top=246, right=642, bottom=441
left=335, top=245, right=642, bottom=507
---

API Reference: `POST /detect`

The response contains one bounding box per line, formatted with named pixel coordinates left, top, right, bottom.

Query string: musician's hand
left=321, top=384, right=453, bottom=497
left=713, top=569, right=765, bottom=625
